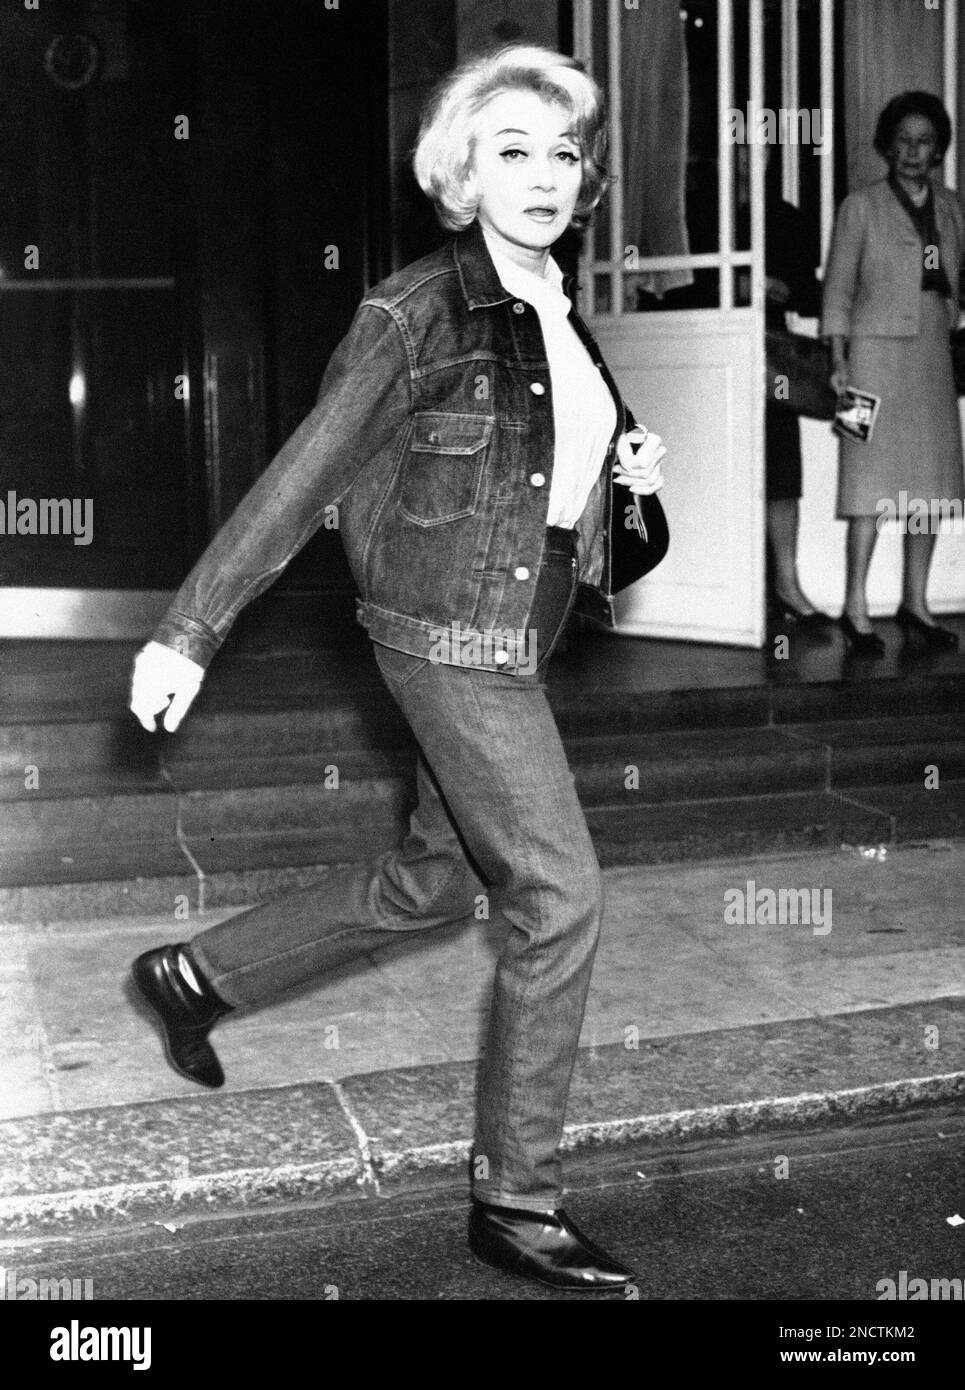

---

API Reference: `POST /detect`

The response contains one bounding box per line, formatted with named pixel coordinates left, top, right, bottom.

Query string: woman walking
left=822, top=90, right=964, bottom=657
left=128, top=45, right=667, bottom=1292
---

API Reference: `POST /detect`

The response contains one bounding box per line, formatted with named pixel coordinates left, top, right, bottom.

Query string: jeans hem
left=188, top=941, right=248, bottom=1009
left=471, top=1189, right=560, bottom=1214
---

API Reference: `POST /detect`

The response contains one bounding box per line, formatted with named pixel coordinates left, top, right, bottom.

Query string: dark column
left=186, top=0, right=390, bottom=605
left=185, top=1, right=272, bottom=532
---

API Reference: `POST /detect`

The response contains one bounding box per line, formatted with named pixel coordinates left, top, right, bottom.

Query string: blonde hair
left=413, top=44, right=609, bottom=232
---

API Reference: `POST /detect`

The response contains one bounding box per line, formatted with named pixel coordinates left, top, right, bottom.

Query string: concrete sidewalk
left=2, top=841, right=964, bottom=1233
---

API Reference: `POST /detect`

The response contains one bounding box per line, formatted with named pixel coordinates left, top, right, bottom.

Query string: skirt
left=765, top=402, right=803, bottom=501
left=837, top=290, right=964, bottom=518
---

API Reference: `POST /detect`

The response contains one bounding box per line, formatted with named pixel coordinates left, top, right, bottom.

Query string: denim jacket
left=153, top=219, right=665, bottom=675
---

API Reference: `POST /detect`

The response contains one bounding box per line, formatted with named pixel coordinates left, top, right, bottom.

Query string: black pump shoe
left=894, top=605, right=958, bottom=651
left=768, top=593, right=834, bottom=632
left=839, top=613, right=885, bottom=658
left=468, top=1198, right=636, bottom=1291
left=132, top=944, right=233, bottom=1088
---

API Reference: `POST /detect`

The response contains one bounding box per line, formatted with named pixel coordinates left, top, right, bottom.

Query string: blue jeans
left=190, top=525, right=603, bottom=1211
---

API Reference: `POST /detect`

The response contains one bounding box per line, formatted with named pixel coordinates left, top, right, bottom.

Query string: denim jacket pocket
left=399, top=411, right=494, bottom=527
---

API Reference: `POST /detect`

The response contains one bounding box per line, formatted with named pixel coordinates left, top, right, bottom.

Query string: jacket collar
left=870, top=175, right=956, bottom=223
left=453, top=218, right=578, bottom=308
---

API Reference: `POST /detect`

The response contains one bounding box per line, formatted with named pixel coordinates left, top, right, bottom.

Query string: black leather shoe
left=468, top=1199, right=636, bottom=1291
left=894, top=605, right=959, bottom=651
left=768, top=594, right=835, bottom=632
left=839, top=613, right=885, bottom=658
left=131, top=944, right=233, bottom=1088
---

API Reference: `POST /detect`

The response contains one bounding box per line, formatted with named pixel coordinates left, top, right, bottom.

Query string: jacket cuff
left=151, top=611, right=222, bottom=669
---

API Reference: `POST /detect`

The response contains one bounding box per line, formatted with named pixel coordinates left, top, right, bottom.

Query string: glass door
left=0, top=0, right=200, bottom=636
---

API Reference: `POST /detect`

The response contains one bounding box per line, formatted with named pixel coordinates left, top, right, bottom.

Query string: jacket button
left=512, top=302, right=526, bottom=315
left=427, top=431, right=440, bottom=443
left=514, top=566, right=530, bottom=581
left=494, top=650, right=509, bottom=664
left=529, top=381, right=546, bottom=395
left=529, top=472, right=545, bottom=487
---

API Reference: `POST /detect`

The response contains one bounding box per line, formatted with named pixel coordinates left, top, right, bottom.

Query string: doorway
left=0, top=0, right=389, bottom=638
left=574, top=0, right=768, bottom=646
left=0, top=0, right=199, bottom=633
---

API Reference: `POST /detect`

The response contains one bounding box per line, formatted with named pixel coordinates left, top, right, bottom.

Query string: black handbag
left=765, top=328, right=838, bottom=420
left=951, top=328, right=965, bottom=396
left=610, top=488, right=669, bottom=592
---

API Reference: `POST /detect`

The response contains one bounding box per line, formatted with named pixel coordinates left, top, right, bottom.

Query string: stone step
left=574, top=717, right=965, bottom=805
left=0, top=681, right=400, bottom=777
left=0, top=751, right=410, bottom=850
left=6, top=716, right=961, bottom=854
left=2, top=718, right=962, bottom=860
left=2, top=620, right=963, bottom=924
left=3, top=646, right=964, bottom=774
left=3, top=779, right=963, bottom=923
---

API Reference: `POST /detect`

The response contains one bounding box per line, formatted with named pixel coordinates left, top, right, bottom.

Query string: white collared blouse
left=483, top=230, right=618, bottom=529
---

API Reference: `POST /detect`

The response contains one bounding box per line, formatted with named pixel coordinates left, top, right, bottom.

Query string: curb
left=2, top=1068, right=963, bottom=1236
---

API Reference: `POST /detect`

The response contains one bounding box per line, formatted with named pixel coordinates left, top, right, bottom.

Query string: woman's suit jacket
left=821, top=177, right=965, bottom=339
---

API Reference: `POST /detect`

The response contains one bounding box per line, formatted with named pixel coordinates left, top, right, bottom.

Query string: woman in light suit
left=822, top=91, right=964, bottom=656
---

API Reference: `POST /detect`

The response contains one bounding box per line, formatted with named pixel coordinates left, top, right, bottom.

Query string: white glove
left=613, top=425, right=667, bottom=495
left=130, top=640, right=205, bottom=733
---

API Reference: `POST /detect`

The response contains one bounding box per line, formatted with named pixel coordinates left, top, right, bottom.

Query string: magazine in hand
left=833, top=386, right=881, bottom=444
